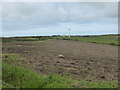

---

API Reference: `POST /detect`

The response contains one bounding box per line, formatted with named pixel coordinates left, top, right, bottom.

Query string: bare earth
left=2, top=40, right=118, bottom=81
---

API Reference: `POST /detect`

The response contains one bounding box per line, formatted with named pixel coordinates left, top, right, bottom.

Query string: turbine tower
left=69, top=28, right=71, bottom=37
left=68, top=8, right=71, bottom=37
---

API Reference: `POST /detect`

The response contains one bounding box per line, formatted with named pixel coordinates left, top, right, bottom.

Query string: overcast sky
left=1, top=2, right=118, bottom=37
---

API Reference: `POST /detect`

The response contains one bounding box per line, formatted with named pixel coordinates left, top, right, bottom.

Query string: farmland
left=2, top=34, right=120, bottom=46
left=2, top=34, right=119, bottom=88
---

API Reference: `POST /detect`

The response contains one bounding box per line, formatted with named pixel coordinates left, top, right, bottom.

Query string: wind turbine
left=67, top=8, right=71, bottom=37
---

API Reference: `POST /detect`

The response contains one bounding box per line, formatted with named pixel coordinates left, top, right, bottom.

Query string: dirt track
left=2, top=40, right=118, bottom=81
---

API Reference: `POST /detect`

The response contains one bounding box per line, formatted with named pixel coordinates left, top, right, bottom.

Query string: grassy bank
left=53, top=35, right=120, bottom=46
left=3, top=63, right=77, bottom=88
left=2, top=53, right=118, bottom=88
left=2, top=62, right=118, bottom=88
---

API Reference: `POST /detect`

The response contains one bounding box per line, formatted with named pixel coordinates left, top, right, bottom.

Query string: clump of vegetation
left=2, top=53, right=21, bottom=61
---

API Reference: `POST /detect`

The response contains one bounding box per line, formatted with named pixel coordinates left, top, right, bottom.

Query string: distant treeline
left=52, top=34, right=120, bottom=37
left=2, top=36, right=53, bottom=42
left=1, top=34, right=119, bottom=38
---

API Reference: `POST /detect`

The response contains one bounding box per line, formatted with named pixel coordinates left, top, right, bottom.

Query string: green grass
left=2, top=53, right=26, bottom=67
left=2, top=53, right=118, bottom=88
left=2, top=63, right=77, bottom=88
left=52, top=35, right=120, bottom=46
left=2, top=53, right=22, bottom=61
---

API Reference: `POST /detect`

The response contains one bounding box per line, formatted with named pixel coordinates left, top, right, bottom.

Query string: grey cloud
left=89, top=2, right=118, bottom=18
left=2, top=2, right=118, bottom=31
left=16, top=3, right=38, bottom=16
left=104, top=3, right=118, bottom=18
left=2, top=2, right=117, bottom=20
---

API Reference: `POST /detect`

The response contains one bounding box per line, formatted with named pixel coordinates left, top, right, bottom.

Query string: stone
left=58, top=54, right=65, bottom=58
left=17, top=45, right=22, bottom=47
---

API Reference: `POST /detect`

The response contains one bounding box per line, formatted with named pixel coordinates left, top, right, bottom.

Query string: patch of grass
left=2, top=53, right=25, bottom=66
left=75, top=80, right=118, bottom=88
left=2, top=62, right=77, bottom=88
left=2, top=53, right=22, bottom=61
left=3, top=62, right=45, bottom=88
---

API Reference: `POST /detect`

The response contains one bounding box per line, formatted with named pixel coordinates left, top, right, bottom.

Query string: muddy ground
left=2, top=40, right=118, bottom=81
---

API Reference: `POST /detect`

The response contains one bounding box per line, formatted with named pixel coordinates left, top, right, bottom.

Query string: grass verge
left=2, top=53, right=119, bottom=88
left=2, top=62, right=77, bottom=88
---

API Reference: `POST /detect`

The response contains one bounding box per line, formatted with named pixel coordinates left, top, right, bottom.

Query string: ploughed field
left=2, top=39, right=118, bottom=82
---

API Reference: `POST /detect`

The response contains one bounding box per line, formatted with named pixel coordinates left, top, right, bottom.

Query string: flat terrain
left=2, top=39, right=118, bottom=82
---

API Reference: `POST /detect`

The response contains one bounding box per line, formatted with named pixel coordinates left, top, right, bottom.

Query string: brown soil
left=2, top=40, right=118, bottom=81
